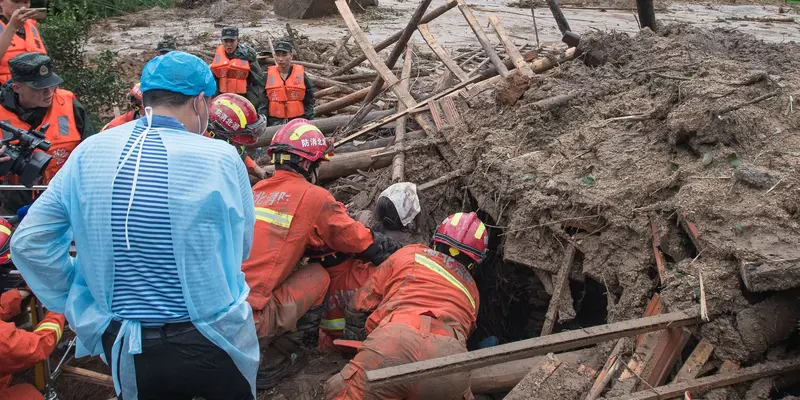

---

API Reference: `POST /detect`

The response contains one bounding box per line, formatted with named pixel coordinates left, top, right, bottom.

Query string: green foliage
left=50, top=0, right=175, bottom=20
left=39, top=5, right=128, bottom=127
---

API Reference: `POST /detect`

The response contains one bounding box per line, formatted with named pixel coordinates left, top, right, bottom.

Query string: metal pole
left=0, top=185, right=48, bottom=191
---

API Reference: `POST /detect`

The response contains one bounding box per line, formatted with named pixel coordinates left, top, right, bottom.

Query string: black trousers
left=102, top=321, right=253, bottom=400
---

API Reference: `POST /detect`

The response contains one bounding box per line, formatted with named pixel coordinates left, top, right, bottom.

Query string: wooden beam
left=487, top=16, right=534, bottom=78
left=471, top=349, right=597, bottom=394
left=586, top=339, right=628, bottom=400
left=417, top=24, right=471, bottom=83
left=392, top=47, right=412, bottom=183
left=605, top=357, right=800, bottom=400
left=418, top=169, right=466, bottom=191
left=541, top=244, right=577, bottom=336
left=640, top=328, right=692, bottom=388
left=60, top=365, right=114, bottom=388
left=455, top=0, right=509, bottom=77
left=315, top=85, right=383, bottom=116
left=248, top=110, right=395, bottom=149
left=336, top=1, right=402, bottom=88
left=651, top=220, right=667, bottom=285
left=331, top=0, right=458, bottom=76
left=673, top=339, right=715, bottom=383
left=365, top=309, right=701, bottom=388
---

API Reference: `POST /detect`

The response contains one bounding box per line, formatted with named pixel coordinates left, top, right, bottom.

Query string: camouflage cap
left=156, top=40, right=176, bottom=53
left=9, top=52, right=62, bottom=89
left=221, top=26, right=239, bottom=40
left=274, top=40, right=293, bottom=53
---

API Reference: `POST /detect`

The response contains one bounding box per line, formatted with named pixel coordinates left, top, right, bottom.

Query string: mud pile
left=426, top=23, right=800, bottom=371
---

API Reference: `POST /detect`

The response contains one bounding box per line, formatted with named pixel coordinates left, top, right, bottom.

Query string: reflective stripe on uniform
left=474, top=222, right=486, bottom=239
left=320, top=318, right=346, bottom=331
left=0, top=224, right=10, bottom=236
left=414, top=254, right=475, bottom=309
left=35, top=321, right=63, bottom=341
left=254, top=207, right=293, bottom=228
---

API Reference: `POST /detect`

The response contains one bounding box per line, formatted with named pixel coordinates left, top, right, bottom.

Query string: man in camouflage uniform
left=210, top=27, right=267, bottom=114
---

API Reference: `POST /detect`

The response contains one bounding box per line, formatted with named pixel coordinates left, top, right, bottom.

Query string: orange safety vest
left=209, top=45, right=250, bottom=94
left=0, top=20, right=47, bottom=84
left=101, top=110, right=137, bottom=131
left=0, top=89, right=80, bottom=185
left=265, top=65, right=305, bottom=119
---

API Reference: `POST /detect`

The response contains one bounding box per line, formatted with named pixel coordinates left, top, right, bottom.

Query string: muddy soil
left=441, top=22, right=799, bottom=366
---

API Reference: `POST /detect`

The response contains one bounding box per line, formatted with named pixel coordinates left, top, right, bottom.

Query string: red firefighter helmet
left=433, top=212, right=488, bottom=265
left=266, top=118, right=333, bottom=163
left=126, top=83, right=143, bottom=109
left=208, top=93, right=267, bottom=145
left=0, top=218, right=12, bottom=264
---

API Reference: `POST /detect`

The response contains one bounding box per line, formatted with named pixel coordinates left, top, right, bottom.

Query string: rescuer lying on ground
left=0, top=217, right=65, bottom=400
left=243, top=118, right=402, bottom=390
left=206, top=93, right=269, bottom=182
left=317, top=182, right=427, bottom=349
left=324, top=212, right=488, bottom=400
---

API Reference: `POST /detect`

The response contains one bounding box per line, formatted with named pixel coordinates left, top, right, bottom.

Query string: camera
left=0, top=121, right=52, bottom=188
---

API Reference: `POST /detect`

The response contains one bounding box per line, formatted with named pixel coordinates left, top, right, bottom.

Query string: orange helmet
left=126, top=83, right=143, bottom=110
left=207, top=94, right=267, bottom=145
left=0, top=218, right=12, bottom=264
left=267, top=119, right=333, bottom=164
left=433, top=212, right=488, bottom=265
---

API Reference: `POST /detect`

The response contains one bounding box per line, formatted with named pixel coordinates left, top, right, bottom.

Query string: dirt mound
left=437, top=23, right=799, bottom=362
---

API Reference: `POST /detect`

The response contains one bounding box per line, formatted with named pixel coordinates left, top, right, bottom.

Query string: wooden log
left=60, top=365, right=114, bottom=388
left=392, top=47, right=412, bottom=183
left=546, top=0, right=571, bottom=34
left=673, top=339, right=715, bottom=383
left=417, top=24, right=471, bottom=83
left=365, top=309, right=701, bottom=388
left=651, top=220, right=667, bottom=284
left=248, top=110, right=394, bottom=148
left=740, top=259, right=800, bottom=292
left=418, top=169, right=466, bottom=191
left=471, top=349, right=597, bottom=394
left=315, top=86, right=378, bottom=116
left=336, top=129, right=425, bottom=153
left=586, top=339, right=628, bottom=400
left=327, top=33, right=351, bottom=65
left=541, top=244, right=577, bottom=336
left=316, top=86, right=343, bottom=98
left=308, top=73, right=356, bottom=93
left=331, top=0, right=458, bottom=76
left=636, top=0, right=657, bottom=31
left=264, top=147, right=392, bottom=181
left=488, top=16, right=534, bottom=78
left=456, top=0, right=509, bottom=78
left=604, top=357, right=800, bottom=400
left=372, top=137, right=448, bottom=159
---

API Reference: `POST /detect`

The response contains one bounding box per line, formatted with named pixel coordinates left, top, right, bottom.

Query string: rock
left=735, top=290, right=800, bottom=363
left=274, top=0, right=377, bottom=19
left=249, top=0, right=267, bottom=10
left=733, top=163, right=779, bottom=189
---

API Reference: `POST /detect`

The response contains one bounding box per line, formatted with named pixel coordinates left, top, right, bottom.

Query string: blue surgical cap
left=141, top=51, right=217, bottom=97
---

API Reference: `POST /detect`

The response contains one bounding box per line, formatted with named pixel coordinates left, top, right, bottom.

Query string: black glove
left=343, top=307, right=370, bottom=341
left=356, top=231, right=402, bottom=266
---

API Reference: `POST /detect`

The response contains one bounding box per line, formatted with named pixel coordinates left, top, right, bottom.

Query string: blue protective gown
left=10, top=113, right=258, bottom=399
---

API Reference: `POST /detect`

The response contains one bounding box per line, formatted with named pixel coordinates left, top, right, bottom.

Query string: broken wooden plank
left=392, top=47, right=412, bottom=183
left=651, top=220, right=667, bottom=284
left=507, top=353, right=598, bottom=400
left=366, top=309, right=701, bottom=388
left=331, top=0, right=458, bottom=76
left=418, top=169, right=466, bottom=191
left=60, top=365, right=114, bottom=388
left=718, top=360, right=740, bottom=374
left=640, top=327, right=692, bottom=388
left=541, top=244, right=577, bottom=336
left=471, top=349, right=597, bottom=394
left=586, top=338, right=628, bottom=400
left=506, top=354, right=562, bottom=399
left=336, top=0, right=401, bottom=89
left=637, top=294, right=664, bottom=346
left=679, top=212, right=703, bottom=254
left=417, top=23, right=471, bottom=83
left=487, top=16, right=534, bottom=78
left=673, top=339, right=715, bottom=383
left=535, top=270, right=554, bottom=294
left=456, top=0, right=509, bottom=77
left=605, top=357, right=800, bottom=400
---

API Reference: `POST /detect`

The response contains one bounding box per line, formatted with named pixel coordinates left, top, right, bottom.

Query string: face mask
left=193, top=96, right=208, bottom=135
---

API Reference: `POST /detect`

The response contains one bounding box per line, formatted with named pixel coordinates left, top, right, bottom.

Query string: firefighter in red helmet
left=324, top=212, right=488, bottom=400
left=206, top=93, right=268, bottom=181
left=243, top=118, right=402, bottom=390
left=102, top=83, right=144, bottom=131
left=0, top=217, right=66, bottom=400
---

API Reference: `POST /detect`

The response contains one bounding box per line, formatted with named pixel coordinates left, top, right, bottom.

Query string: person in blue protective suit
left=9, top=51, right=259, bottom=400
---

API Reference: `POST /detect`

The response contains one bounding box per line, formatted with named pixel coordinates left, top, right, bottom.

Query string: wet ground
left=87, top=0, right=799, bottom=60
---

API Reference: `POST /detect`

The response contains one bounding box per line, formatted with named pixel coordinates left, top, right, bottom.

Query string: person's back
left=11, top=51, right=259, bottom=400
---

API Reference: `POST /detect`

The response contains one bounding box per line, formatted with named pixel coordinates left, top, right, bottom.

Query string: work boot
left=256, top=334, right=309, bottom=390
left=288, top=304, right=325, bottom=346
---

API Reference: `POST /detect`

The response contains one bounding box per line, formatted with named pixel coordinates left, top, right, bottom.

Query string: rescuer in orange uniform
left=0, top=53, right=95, bottom=213
left=244, top=118, right=401, bottom=390
left=318, top=182, right=426, bottom=348
left=324, top=212, right=489, bottom=400
left=0, top=217, right=66, bottom=400
left=264, top=40, right=315, bottom=126
left=101, top=82, right=144, bottom=131
left=209, top=27, right=266, bottom=113
left=206, top=93, right=268, bottom=181
left=0, top=0, right=46, bottom=84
